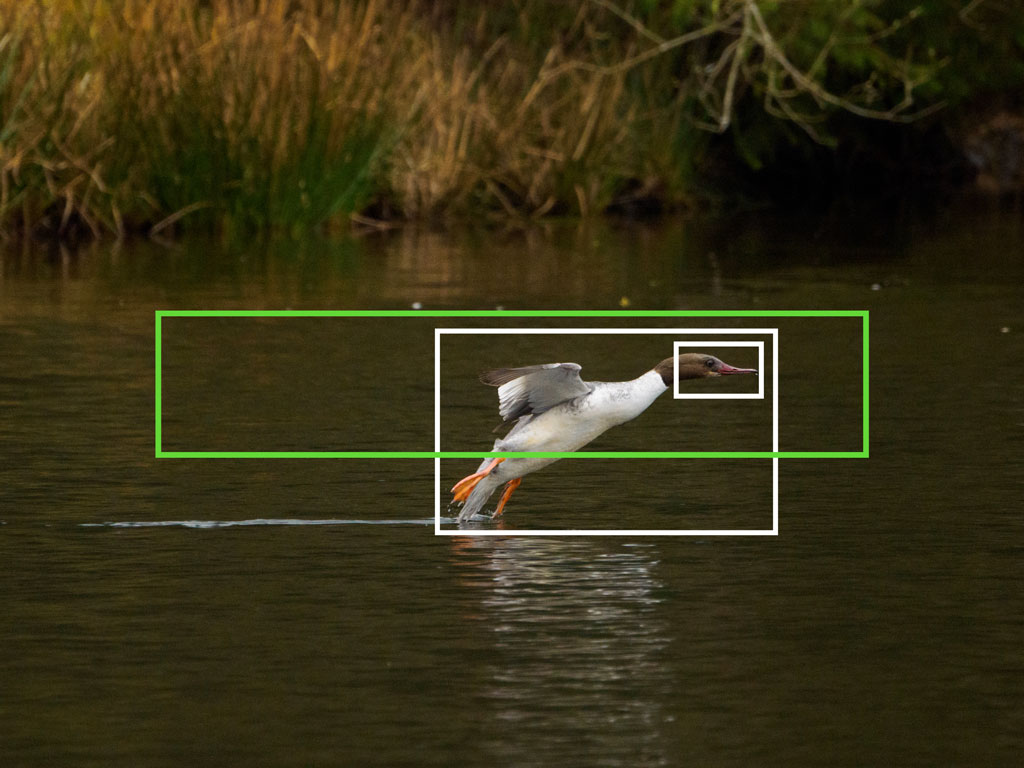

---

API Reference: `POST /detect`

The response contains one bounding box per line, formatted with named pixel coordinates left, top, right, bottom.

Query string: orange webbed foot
left=451, top=457, right=505, bottom=503
left=492, top=478, right=522, bottom=518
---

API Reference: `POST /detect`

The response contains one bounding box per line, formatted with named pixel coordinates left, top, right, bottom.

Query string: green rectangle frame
left=155, top=310, right=868, bottom=459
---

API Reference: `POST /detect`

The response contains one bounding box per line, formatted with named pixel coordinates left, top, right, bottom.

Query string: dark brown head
left=654, top=353, right=758, bottom=386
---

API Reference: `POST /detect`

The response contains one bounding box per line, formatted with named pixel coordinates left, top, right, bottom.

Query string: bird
left=451, top=352, right=757, bottom=522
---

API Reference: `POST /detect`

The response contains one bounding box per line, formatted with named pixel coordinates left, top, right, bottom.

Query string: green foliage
left=0, top=0, right=1022, bottom=236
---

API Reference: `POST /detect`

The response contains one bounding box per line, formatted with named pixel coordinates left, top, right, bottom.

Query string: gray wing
left=480, top=363, right=592, bottom=422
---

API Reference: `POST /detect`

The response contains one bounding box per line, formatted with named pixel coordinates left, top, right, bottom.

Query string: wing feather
left=479, top=363, right=591, bottom=422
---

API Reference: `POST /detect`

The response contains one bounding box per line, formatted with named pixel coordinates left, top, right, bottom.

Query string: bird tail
left=454, top=474, right=503, bottom=522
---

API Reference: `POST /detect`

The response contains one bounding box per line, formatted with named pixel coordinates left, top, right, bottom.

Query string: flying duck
left=451, top=352, right=757, bottom=522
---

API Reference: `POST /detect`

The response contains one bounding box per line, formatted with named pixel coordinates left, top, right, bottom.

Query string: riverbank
left=2, top=0, right=1021, bottom=239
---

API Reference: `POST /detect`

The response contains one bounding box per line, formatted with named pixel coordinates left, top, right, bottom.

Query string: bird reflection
left=449, top=537, right=672, bottom=766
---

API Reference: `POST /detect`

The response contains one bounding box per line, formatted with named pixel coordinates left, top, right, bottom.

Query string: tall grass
left=1, top=1, right=407, bottom=235
left=0, top=0, right=724, bottom=235
left=0, top=0, right=1020, bottom=237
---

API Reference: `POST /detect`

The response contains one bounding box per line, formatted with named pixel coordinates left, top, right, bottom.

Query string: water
left=2, top=203, right=1022, bottom=765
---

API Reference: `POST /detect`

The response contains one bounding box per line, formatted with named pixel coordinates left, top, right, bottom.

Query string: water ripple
left=80, top=518, right=438, bottom=529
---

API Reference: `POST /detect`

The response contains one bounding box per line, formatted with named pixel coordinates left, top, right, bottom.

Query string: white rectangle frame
left=673, top=340, right=764, bottom=399
left=434, top=327, right=779, bottom=536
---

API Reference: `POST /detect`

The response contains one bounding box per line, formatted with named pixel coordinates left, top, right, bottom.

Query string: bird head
left=655, top=353, right=758, bottom=385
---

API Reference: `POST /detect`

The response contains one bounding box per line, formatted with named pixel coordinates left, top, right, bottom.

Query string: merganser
left=451, top=353, right=757, bottom=522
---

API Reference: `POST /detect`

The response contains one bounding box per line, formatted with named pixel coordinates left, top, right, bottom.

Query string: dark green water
left=2, top=204, right=1022, bottom=766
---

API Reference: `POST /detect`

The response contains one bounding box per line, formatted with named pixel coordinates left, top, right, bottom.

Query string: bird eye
left=705, top=359, right=715, bottom=368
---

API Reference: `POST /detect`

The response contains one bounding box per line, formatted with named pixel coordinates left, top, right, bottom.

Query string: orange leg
left=492, top=478, right=522, bottom=518
left=451, top=457, right=505, bottom=502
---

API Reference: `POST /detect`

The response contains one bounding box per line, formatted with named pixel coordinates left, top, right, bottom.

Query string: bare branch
left=745, top=0, right=945, bottom=125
